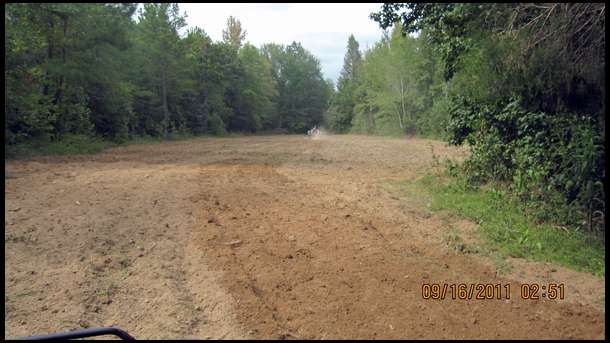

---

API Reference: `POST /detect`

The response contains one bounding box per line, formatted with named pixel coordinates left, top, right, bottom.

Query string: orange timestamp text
left=422, top=283, right=565, bottom=300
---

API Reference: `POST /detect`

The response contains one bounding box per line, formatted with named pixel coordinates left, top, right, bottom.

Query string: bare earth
left=4, top=135, right=605, bottom=339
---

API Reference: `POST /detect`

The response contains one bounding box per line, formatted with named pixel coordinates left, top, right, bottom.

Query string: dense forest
left=5, top=3, right=331, bottom=144
left=5, top=3, right=605, bottom=235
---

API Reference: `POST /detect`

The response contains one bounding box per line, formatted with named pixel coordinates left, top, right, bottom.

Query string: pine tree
left=222, top=16, right=247, bottom=49
left=327, top=34, right=362, bottom=133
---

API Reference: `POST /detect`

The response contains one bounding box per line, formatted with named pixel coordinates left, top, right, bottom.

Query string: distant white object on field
left=307, top=125, right=321, bottom=138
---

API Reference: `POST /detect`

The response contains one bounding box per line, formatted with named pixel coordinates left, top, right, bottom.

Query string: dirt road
left=4, top=135, right=605, bottom=339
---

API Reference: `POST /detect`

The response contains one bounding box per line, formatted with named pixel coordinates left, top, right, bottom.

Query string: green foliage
left=326, top=35, right=362, bottom=133
left=5, top=3, right=135, bottom=143
left=54, top=86, right=94, bottom=137
left=269, top=42, right=329, bottom=133
left=448, top=96, right=605, bottom=233
left=415, top=89, right=450, bottom=139
left=231, top=43, right=278, bottom=132
left=335, top=27, right=448, bottom=137
left=409, top=174, right=605, bottom=277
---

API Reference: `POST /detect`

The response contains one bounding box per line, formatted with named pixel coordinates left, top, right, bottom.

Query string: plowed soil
left=5, top=135, right=605, bottom=339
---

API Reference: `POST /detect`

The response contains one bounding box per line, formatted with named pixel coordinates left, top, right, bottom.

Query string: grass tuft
left=5, top=134, right=115, bottom=159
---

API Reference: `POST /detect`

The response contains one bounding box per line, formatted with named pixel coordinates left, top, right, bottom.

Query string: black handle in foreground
left=18, top=327, right=136, bottom=340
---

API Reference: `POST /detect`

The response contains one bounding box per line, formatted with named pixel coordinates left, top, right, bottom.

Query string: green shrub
left=448, top=96, right=605, bottom=234
left=207, top=113, right=227, bottom=135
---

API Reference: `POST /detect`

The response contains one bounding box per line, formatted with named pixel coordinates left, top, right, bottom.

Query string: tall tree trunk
left=369, top=106, right=376, bottom=132
left=53, top=15, right=68, bottom=106
left=400, top=77, right=407, bottom=131
left=43, top=17, right=54, bottom=97
left=600, top=82, right=605, bottom=139
left=394, top=102, right=404, bottom=130
left=202, top=96, right=209, bottom=134
left=366, top=107, right=374, bottom=133
left=161, top=69, right=168, bottom=137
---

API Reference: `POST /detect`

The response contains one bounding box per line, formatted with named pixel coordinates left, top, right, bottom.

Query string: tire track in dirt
left=191, top=164, right=298, bottom=338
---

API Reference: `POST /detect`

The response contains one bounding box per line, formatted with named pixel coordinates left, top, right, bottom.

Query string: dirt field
left=4, top=134, right=605, bottom=339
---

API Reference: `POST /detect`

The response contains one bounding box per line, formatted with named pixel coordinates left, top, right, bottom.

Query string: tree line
left=326, top=29, right=445, bottom=137
left=5, top=3, right=332, bottom=147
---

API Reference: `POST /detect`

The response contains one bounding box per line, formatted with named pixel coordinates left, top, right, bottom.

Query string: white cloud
left=177, top=3, right=385, bottom=81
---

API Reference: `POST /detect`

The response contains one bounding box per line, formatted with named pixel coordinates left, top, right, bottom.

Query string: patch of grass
left=404, top=173, right=605, bottom=277
left=489, top=252, right=514, bottom=274
left=95, top=289, right=113, bottom=297
left=6, top=134, right=116, bottom=159
left=443, top=225, right=463, bottom=250
left=5, top=131, right=216, bottom=160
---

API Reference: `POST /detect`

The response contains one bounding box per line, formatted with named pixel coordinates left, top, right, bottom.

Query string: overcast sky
left=177, top=3, right=385, bottom=82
